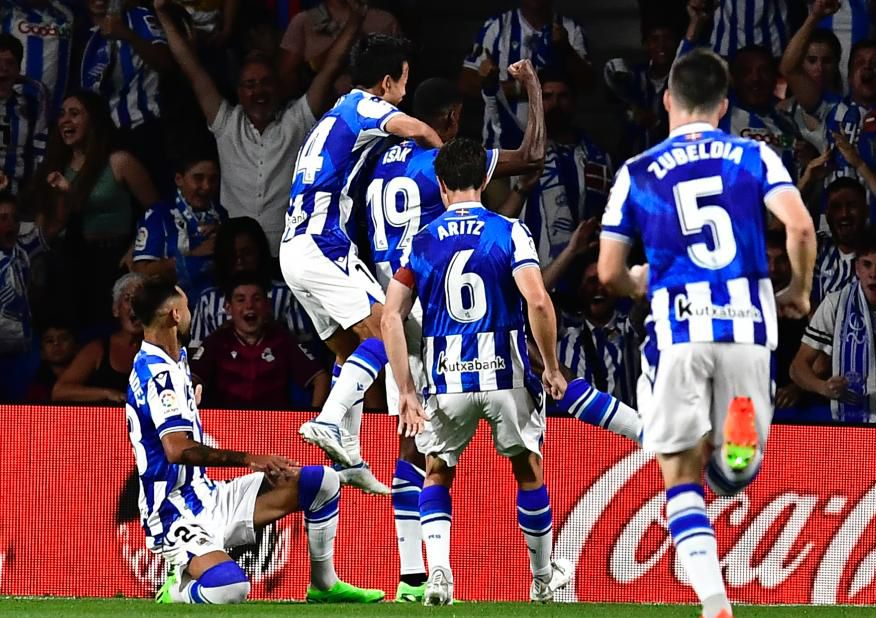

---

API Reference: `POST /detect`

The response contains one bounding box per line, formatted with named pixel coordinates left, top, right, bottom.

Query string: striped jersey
left=0, top=224, right=45, bottom=352
left=601, top=122, right=791, bottom=351
left=812, top=230, right=856, bottom=307
left=719, top=102, right=798, bottom=180
left=824, top=98, right=876, bottom=184
left=0, top=77, right=48, bottom=194
left=125, top=342, right=216, bottom=549
left=132, top=193, right=226, bottom=298
left=188, top=280, right=319, bottom=352
left=462, top=9, right=588, bottom=149
left=398, top=202, right=541, bottom=395
left=818, top=0, right=871, bottom=87
left=710, top=0, right=789, bottom=58
left=80, top=7, right=166, bottom=129
left=521, top=136, right=612, bottom=266
left=284, top=89, right=400, bottom=258
left=604, top=58, right=669, bottom=153
left=1, top=0, right=73, bottom=117
left=363, top=139, right=498, bottom=286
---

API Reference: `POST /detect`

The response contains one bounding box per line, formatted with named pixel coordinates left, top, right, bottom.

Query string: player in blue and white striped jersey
left=709, top=0, right=789, bottom=58
left=80, top=2, right=171, bottom=130
left=459, top=1, right=591, bottom=149
left=382, top=137, right=571, bottom=605
left=0, top=0, right=73, bottom=117
left=127, top=279, right=384, bottom=605
left=0, top=34, right=48, bottom=195
left=599, top=49, right=815, bottom=618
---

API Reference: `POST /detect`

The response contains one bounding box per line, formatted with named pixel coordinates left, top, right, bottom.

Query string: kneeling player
left=125, top=280, right=384, bottom=604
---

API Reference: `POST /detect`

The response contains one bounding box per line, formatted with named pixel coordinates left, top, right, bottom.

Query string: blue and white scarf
left=833, top=281, right=876, bottom=421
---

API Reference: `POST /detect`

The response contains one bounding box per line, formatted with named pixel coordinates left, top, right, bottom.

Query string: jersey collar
left=142, top=340, right=184, bottom=365
left=447, top=201, right=484, bottom=212
left=669, top=121, right=717, bottom=138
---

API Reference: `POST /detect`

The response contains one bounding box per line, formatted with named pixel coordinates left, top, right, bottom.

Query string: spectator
left=0, top=34, right=49, bottom=195
left=27, top=90, right=160, bottom=328
left=496, top=67, right=611, bottom=268
left=555, top=248, right=640, bottom=406
left=704, top=0, right=790, bottom=59
left=191, top=270, right=330, bottom=408
left=604, top=19, right=678, bottom=157
left=779, top=1, right=843, bottom=153
left=768, top=230, right=806, bottom=409
left=721, top=45, right=800, bottom=179
left=175, top=0, right=238, bottom=42
left=1, top=0, right=75, bottom=116
left=815, top=0, right=872, bottom=85
left=459, top=0, right=593, bottom=149
left=131, top=146, right=225, bottom=299
left=52, top=272, right=144, bottom=404
left=189, top=216, right=322, bottom=358
left=277, top=0, right=401, bottom=99
left=0, top=192, right=48, bottom=401
left=24, top=319, right=77, bottom=402
left=79, top=0, right=173, bottom=188
left=155, top=0, right=365, bottom=253
left=791, top=227, right=876, bottom=421
left=813, top=176, right=868, bottom=306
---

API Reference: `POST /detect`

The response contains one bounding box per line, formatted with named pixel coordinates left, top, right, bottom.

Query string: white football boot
left=299, top=420, right=353, bottom=466
left=423, top=567, right=454, bottom=606
left=530, top=558, right=573, bottom=602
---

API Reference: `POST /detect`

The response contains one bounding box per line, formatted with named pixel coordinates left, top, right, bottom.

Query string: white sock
left=301, top=466, right=341, bottom=590
left=339, top=400, right=364, bottom=465
left=517, top=485, right=553, bottom=580
left=666, top=484, right=730, bottom=615
left=419, top=485, right=452, bottom=573
left=316, top=339, right=385, bottom=426
left=560, top=378, right=643, bottom=444
left=393, top=459, right=426, bottom=577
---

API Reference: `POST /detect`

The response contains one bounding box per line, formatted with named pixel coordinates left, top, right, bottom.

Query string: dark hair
left=668, top=48, right=730, bottom=113
left=0, top=191, right=17, bottom=208
left=132, top=279, right=181, bottom=327
left=0, top=33, right=24, bottom=66
left=413, top=78, right=461, bottom=123
left=809, top=28, right=842, bottom=64
left=765, top=228, right=787, bottom=249
left=223, top=270, right=270, bottom=302
left=350, top=34, right=410, bottom=89
left=849, top=39, right=876, bottom=73
left=855, top=225, right=876, bottom=257
left=434, top=138, right=487, bottom=191
left=39, top=316, right=76, bottom=336
left=825, top=176, right=867, bottom=202
left=538, top=65, right=573, bottom=90
left=27, top=90, right=116, bottom=220
left=213, top=217, right=272, bottom=290
left=238, top=50, right=274, bottom=83
left=732, top=44, right=776, bottom=72
left=174, top=140, right=219, bottom=175
left=640, top=19, right=678, bottom=43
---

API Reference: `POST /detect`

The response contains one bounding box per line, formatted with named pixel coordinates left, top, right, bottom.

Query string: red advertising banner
left=1, top=405, right=875, bottom=604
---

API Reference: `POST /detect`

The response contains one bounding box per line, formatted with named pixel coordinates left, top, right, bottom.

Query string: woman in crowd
left=27, top=90, right=160, bottom=328
left=52, top=273, right=145, bottom=404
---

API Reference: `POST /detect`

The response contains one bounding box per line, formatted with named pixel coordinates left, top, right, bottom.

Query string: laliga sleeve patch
left=160, top=389, right=177, bottom=411
left=134, top=227, right=148, bottom=251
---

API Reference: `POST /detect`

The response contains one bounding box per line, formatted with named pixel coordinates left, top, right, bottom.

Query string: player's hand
left=775, top=284, right=810, bottom=319
left=820, top=375, right=848, bottom=400
left=812, top=0, right=841, bottom=19
left=832, top=131, right=864, bottom=169
left=775, top=383, right=802, bottom=409
left=629, top=264, right=649, bottom=299
left=246, top=454, right=296, bottom=476
left=0, top=172, right=8, bottom=192
left=687, top=0, right=715, bottom=21
left=508, top=59, right=537, bottom=85
left=397, top=391, right=426, bottom=437
left=194, top=384, right=203, bottom=406
left=46, top=171, right=71, bottom=193
left=568, top=217, right=600, bottom=254
left=542, top=368, right=567, bottom=400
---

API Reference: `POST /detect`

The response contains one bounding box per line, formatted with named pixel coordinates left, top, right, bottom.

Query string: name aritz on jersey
left=647, top=140, right=744, bottom=180
left=437, top=220, right=484, bottom=239
left=436, top=351, right=506, bottom=374
left=674, top=294, right=764, bottom=322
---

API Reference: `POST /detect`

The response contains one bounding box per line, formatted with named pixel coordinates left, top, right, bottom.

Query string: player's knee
left=197, top=561, right=250, bottom=604
left=705, top=450, right=762, bottom=497
left=299, top=465, right=341, bottom=514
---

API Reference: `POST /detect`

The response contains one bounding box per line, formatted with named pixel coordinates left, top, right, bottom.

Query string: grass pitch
left=0, top=599, right=870, bottom=617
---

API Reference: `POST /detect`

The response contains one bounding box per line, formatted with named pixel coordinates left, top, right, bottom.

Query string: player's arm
left=385, top=113, right=443, bottom=149
left=304, top=0, right=366, bottom=118
left=778, top=1, right=836, bottom=113
left=514, top=265, right=566, bottom=400
left=160, top=431, right=295, bottom=474
left=493, top=59, right=545, bottom=177
left=380, top=271, right=424, bottom=437
left=153, top=0, right=223, bottom=125
left=597, top=239, right=648, bottom=300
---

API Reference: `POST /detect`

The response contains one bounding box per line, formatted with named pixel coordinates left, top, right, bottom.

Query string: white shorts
left=637, top=343, right=773, bottom=454
left=416, top=387, right=546, bottom=467
left=280, top=235, right=386, bottom=340
left=385, top=300, right=427, bottom=417
left=157, top=472, right=264, bottom=569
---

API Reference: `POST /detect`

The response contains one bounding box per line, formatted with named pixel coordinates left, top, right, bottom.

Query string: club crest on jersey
left=674, top=294, right=763, bottom=322
left=261, top=347, right=275, bottom=363
left=436, top=351, right=506, bottom=374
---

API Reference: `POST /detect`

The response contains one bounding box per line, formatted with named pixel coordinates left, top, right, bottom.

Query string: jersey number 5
left=445, top=249, right=487, bottom=323
left=672, top=176, right=737, bottom=270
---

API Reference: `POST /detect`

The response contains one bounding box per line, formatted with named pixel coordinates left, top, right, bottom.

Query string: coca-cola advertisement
left=1, top=405, right=875, bottom=604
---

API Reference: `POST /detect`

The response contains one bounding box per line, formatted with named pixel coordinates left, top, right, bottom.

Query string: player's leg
left=392, top=435, right=428, bottom=601
left=558, top=377, right=643, bottom=444
left=705, top=344, right=772, bottom=497
left=156, top=549, right=250, bottom=604
left=489, top=388, right=572, bottom=602
left=641, top=344, right=732, bottom=618
left=250, top=467, right=385, bottom=603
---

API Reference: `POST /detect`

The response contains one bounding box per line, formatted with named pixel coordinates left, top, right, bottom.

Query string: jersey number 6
left=445, top=249, right=487, bottom=323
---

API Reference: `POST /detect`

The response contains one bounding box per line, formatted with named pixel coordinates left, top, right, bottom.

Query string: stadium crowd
left=0, top=0, right=873, bottom=423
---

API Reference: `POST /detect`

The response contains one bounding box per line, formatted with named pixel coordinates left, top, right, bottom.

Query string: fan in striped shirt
left=812, top=176, right=868, bottom=307
left=709, top=0, right=790, bottom=59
